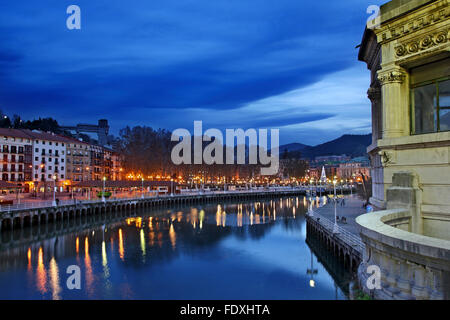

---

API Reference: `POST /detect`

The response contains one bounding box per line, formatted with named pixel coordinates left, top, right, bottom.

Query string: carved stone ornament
left=394, top=29, right=448, bottom=57
left=377, top=70, right=406, bottom=85
left=367, top=87, right=381, bottom=101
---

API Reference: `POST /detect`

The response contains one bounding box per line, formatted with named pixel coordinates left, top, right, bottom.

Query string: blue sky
left=0, top=0, right=387, bottom=145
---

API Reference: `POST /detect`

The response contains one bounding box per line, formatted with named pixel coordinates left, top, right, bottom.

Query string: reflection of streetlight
left=306, top=249, right=318, bottom=287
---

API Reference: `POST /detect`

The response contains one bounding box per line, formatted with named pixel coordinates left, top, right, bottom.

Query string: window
left=412, top=79, right=450, bottom=134
left=439, top=80, right=450, bottom=131
left=411, top=59, right=450, bottom=135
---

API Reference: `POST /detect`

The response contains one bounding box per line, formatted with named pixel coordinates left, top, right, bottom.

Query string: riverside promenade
left=313, top=195, right=366, bottom=236
left=306, top=195, right=366, bottom=273
left=0, top=187, right=315, bottom=232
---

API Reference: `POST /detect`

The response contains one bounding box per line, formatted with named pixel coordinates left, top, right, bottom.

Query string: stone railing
left=356, top=209, right=450, bottom=300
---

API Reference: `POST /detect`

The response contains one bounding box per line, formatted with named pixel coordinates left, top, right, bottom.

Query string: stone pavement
left=312, top=195, right=367, bottom=237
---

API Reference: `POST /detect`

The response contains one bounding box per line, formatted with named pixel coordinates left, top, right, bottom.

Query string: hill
left=279, top=143, right=310, bottom=153
left=280, top=134, right=371, bottom=160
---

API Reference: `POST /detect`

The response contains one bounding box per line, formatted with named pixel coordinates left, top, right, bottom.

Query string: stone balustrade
left=356, top=209, right=450, bottom=300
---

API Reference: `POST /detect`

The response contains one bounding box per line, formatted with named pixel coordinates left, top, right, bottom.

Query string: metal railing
left=308, top=206, right=365, bottom=254
left=0, top=187, right=308, bottom=213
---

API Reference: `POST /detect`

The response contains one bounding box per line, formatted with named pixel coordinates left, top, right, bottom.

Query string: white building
left=23, top=130, right=68, bottom=191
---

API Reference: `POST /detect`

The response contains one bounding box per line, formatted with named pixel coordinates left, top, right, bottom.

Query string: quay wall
left=0, top=190, right=313, bottom=233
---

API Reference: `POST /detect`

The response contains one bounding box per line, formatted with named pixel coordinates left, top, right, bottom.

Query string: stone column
left=377, top=67, right=409, bottom=139
left=368, top=86, right=382, bottom=144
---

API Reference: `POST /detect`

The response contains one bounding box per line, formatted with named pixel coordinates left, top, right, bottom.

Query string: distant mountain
left=279, top=134, right=371, bottom=160
left=279, top=143, right=310, bottom=153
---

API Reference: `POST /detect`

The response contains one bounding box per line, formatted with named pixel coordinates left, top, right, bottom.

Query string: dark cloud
left=0, top=0, right=385, bottom=143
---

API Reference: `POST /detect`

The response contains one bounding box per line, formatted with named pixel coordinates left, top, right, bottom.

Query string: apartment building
left=0, top=128, right=123, bottom=191
left=0, top=129, right=33, bottom=186
left=24, top=130, right=68, bottom=191
left=63, top=137, right=91, bottom=182
left=111, top=151, right=123, bottom=181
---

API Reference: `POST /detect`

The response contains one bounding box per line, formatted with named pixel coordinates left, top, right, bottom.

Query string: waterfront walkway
left=305, top=195, right=367, bottom=273
left=313, top=195, right=366, bottom=236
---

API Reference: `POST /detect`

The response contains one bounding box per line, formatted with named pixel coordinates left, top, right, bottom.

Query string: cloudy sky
left=0, top=0, right=386, bottom=145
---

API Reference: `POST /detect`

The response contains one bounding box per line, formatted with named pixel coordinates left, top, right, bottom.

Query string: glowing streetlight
left=102, top=176, right=106, bottom=202
left=333, top=179, right=339, bottom=234
left=52, top=175, right=57, bottom=207
left=141, top=177, right=145, bottom=198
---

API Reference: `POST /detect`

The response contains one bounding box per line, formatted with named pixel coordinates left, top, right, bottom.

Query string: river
left=0, top=196, right=353, bottom=300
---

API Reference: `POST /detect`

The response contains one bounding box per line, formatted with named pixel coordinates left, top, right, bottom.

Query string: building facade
left=358, top=0, right=450, bottom=299
left=26, top=131, right=68, bottom=192
left=0, top=129, right=33, bottom=185
left=337, top=157, right=371, bottom=180
left=64, top=137, right=91, bottom=183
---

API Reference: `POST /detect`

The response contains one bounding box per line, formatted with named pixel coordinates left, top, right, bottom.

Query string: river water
left=0, top=196, right=353, bottom=300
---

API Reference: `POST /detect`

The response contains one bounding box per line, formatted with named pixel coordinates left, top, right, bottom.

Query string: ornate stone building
left=357, top=0, right=449, bottom=299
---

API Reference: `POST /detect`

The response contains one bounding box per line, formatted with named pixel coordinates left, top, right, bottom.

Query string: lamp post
left=141, top=178, right=145, bottom=198
left=309, top=179, right=313, bottom=200
left=333, top=178, right=339, bottom=234
left=52, top=175, right=57, bottom=207
left=102, top=176, right=106, bottom=202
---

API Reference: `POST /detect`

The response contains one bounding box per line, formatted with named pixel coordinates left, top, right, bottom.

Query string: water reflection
left=0, top=196, right=350, bottom=300
left=49, top=258, right=61, bottom=300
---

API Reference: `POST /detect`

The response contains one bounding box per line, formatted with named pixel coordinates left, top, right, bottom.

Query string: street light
left=52, top=175, right=57, bottom=207
left=102, top=176, right=106, bottom=202
left=333, top=179, right=339, bottom=234
left=141, top=178, right=145, bottom=198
